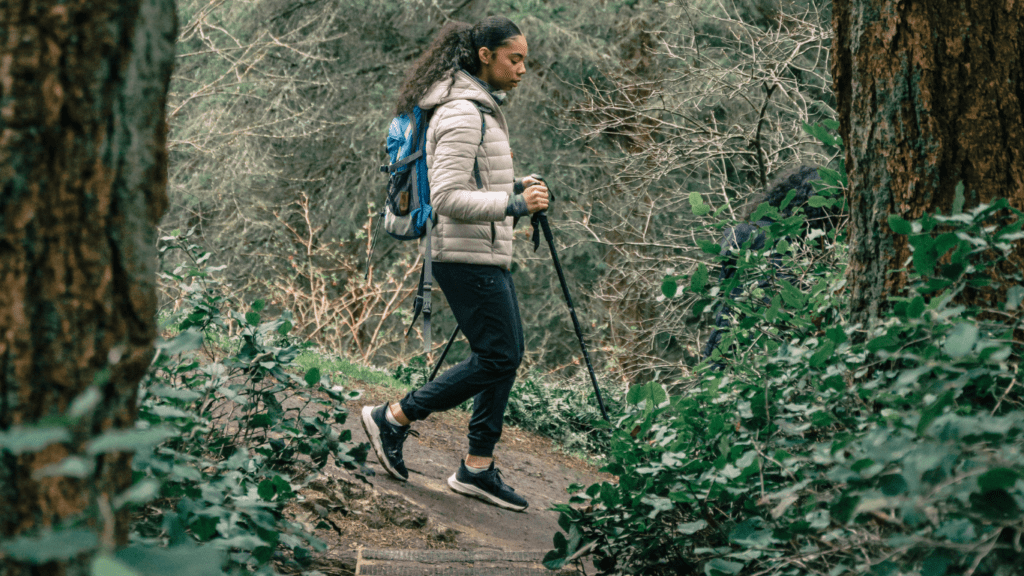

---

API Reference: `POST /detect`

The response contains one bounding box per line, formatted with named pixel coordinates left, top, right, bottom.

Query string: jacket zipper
left=490, top=221, right=496, bottom=244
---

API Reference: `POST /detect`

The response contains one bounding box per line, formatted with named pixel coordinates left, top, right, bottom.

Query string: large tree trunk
left=833, top=0, right=1024, bottom=326
left=0, top=0, right=176, bottom=573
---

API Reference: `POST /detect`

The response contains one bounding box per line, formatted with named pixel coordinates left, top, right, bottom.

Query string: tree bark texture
left=0, top=0, right=175, bottom=573
left=832, top=0, right=1024, bottom=326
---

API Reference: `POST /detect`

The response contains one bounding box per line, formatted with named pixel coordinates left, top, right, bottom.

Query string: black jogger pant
left=398, top=261, right=524, bottom=458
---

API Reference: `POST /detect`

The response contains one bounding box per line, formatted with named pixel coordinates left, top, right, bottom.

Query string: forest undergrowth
left=542, top=127, right=1024, bottom=576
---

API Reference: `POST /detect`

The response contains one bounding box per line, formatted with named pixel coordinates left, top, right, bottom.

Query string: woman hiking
left=361, top=16, right=548, bottom=512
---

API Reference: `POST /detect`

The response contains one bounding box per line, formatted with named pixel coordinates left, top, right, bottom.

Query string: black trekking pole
left=429, top=326, right=460, bottom=381
left=531, top=203, right=611, bottom=422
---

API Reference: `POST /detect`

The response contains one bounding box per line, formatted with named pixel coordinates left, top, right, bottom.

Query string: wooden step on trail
left=355, top=549, right=569, bottom=576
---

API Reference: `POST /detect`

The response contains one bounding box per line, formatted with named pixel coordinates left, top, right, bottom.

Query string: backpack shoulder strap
left=470, top=102, right=489, bottom=189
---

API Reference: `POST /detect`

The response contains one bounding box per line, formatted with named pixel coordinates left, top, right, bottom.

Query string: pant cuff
left=398, top=393, right=431, bottom=423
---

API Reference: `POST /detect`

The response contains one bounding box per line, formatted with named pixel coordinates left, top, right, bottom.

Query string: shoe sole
left=361, top=406, right=408, bottom=482
left=447, top=473, right=528, bottom=512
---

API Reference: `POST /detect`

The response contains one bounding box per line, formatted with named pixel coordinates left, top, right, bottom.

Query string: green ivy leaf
left=943, top=323, right=978, bottom=358
left=807, top=195, right=832, bottom=208
left=115, top=544, right=227, bottom=576
left=697, top=238, right=721, bottom=255
left=677, top=519, right=708, bottom=534
left=830, top=495, right=859, bottom=524
left=907, top=296, right=926, bottom=319
left=257, top=478, right=277, bottom=501
left=887, top=215, right=913, bottom=235
left=156, top=329, right=204, bottom=357
left=250, top=414, right=274, bottom=428
left=691, top=264, right=709, bottom=294
left=749, top=202, right=774, bottom=223
left=34, top=456, right=94, bottom=479
left=978, top=468, right=1019, bottom=493
left=780, top=279, right=807, bottom=309
left=92, top=554, right=143, bottom=576
left=826, top=327, right=847, bottom=344
left=765, top=294, right=781, bottom=322
left=626, top=382, right=669, bottom=408
left=542, top=548, right=567, bottom=571
left=278, top=320, right=294, bottom=335
left=689, top=192, right=711, bottom=216
left=0, top=425, right=70, bottom=455
left=190, top=516, right=219, bottom=541
left=969, top=489, right=1020, bottom=519
left=918, top=390, right=955, bottom=435
left=809, top=340, right=835, bottom=368
left=1006, top=286, right=1024, bottom=311
left=2, top=528, right=98, bottom=562
left=304, top=367, right=322, bottom=386
left=780, top=189, right=797, bottom=210
left=69, top=387, right=103, bottom=420
left=952, top=182, right=966, bottom=215
left=879, top=474, right=909, bottom=496
left=86, top=427, right=175, bottom=455
left=801, top=122, right=836, bottom=147
left=706, top=558, right=745, bottom=575
left=661, top=277, right=678, bottom=299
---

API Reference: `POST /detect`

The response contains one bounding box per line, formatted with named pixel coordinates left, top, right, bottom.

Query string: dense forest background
left=163, top=0, right=836, bottom=388
left=6, top=1, right=1024, bottom=575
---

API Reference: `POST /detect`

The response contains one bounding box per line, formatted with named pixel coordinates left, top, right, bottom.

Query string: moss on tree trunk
left=833, top=0, right=1024, bottom=326
left=0, top=0, right=176, bottom=573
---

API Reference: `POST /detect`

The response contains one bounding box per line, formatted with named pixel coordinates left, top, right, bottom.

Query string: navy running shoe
left=361, top=404, right=417, bottom=481
left=447, top=460, right=528, bottom=512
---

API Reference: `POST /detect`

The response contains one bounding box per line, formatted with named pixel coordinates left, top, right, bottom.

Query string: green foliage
left=504, top=375, right=622, bottom=458
left=2, top=229, right=368, bottom=576
left=132, top=229, right=369, bottom=573
left=546, top=149, right=1024, bottom=574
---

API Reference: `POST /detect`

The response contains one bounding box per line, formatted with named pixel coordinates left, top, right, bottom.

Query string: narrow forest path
left=289, top=385, right=611, bottom=575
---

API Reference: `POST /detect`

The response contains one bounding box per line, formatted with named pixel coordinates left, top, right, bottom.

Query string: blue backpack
left=381, top=105, right=434, bottom=241
left=371, top=103, right=487, bottom=354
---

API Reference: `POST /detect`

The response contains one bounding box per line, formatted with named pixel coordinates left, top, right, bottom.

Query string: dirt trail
left=295, top=387, right=612, bottom=574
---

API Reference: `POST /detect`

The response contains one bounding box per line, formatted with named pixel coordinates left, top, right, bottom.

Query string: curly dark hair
left=394, top=16, right=523, bottom=115
left=762, top=164, right=841, bottom=233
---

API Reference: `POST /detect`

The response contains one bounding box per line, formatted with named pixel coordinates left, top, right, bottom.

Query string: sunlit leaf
left=86, top=427, right=176, bottom=455
left=92, top=554, right=142, bottom=576
left=943, top=323, right=978, bottom=358
left=2, top=528, right=98, bottom=562
left=0, top=425, right=70, bottom=455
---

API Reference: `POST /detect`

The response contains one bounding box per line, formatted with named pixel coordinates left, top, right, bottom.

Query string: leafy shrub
left=130, top=229, right=370, bottom=573
left=505, top=375, right=621, bottom=458
left=544, top=128, right=1024, bottom=575
left=0, top=229, right=369, bottom=575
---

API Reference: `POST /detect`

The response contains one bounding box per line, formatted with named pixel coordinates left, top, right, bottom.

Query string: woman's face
left=478, top=35, right=528, bottom=92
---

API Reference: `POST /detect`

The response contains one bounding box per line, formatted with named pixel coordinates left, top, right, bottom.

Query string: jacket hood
left=419, top=70, right=506, bottom=114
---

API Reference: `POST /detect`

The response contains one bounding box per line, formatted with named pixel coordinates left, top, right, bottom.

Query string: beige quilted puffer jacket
left=419, top=70, right=518, bottom=270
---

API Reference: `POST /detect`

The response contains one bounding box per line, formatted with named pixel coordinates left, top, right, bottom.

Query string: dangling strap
left=473, top=104, right=485, bottom=189
left=421, top=218, right=433, bottom=354
left=405, top=220, right=433, bottom=355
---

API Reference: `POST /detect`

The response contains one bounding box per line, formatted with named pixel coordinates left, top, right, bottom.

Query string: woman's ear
left=477, top=46, right=492, bottom=65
